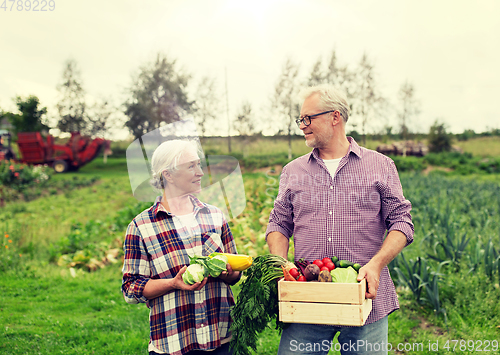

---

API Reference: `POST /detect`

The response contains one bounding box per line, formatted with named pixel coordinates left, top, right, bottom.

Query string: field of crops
left=1, top=142, right=500, bottom=354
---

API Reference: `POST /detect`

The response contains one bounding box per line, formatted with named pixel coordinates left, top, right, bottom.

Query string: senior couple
left=121, top=84, right=414, bottom=355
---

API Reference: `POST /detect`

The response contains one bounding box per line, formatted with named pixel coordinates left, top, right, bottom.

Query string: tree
left=193, top=76, right=220, bottom=137
left=233, top=101, right=256, bottom=136
left=306, top=58, right=325, bottom=86
left=56, top=59, right=87, bottom=133
left=271, top=58, right=301, bottom=159
left=124, top=53, right=192, bottom=139
left=351, top=53, right=386, bottom=145
left=428, top=120, right=452, bottom=153
left=85, top=99, right=116, bottom=138
left=306, top=50, right=355, bottom=101
left=233, top=101, right=257, bottom=157
left=4, top=95, right=49, bottom=135
left=397, top=80, right=421, bottom=142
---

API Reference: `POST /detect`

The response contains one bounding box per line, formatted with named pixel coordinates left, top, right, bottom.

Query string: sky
left=1, top=0, right=499, bottom=139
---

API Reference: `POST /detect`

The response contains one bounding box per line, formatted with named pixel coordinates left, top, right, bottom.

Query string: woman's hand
left=143, top=266, right=207, bottom=299
left=174, top=266, right=207, bottom=291
left=218, top=263, right=241, bottom=285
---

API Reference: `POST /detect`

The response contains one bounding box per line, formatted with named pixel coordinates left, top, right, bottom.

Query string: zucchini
left=338, top=260, right=354, bottom=268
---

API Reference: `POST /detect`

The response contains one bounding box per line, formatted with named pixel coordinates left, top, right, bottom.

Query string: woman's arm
left=143, top=266, right=207, bottom=299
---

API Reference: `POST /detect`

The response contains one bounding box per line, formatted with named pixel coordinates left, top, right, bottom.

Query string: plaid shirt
left=122, top=195, right=237, bottom=355
left=266, top=137, right=414, bottom=324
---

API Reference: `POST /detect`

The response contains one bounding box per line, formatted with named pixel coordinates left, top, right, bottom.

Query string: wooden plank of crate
left=278, top=279, right=366, bottom=305
left=279, top=298, right=372, bottom=326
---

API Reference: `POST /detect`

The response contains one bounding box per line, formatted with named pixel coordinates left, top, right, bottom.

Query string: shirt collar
left=308, top=136, right=361, bottom=163
left=151, top=194, right=207, bottom=217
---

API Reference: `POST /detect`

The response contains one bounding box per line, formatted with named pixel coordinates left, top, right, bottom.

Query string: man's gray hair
left=299, top=84, right=350, bottom=123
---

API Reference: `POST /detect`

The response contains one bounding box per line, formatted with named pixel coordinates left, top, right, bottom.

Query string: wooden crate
left=278, top=279, right=372, bottom=326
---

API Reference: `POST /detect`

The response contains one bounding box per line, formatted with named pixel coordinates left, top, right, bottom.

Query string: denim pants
left=149, top=342, right=233, bottom=355
left=278, top=316, right=389, bottom=355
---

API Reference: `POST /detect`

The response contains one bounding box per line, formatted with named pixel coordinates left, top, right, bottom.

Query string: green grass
left=456, top=136, right=500, bottom=157
left=2, top=155, right=500, bottom=354
left=0, top=266, right=149, bottom=355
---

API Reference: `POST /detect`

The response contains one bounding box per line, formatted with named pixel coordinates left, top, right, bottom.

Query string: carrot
left=281, top=265, right=296, bottom=281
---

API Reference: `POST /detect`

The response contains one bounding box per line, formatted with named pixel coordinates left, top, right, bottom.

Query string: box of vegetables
left=278, top=257, right=372, bottom=326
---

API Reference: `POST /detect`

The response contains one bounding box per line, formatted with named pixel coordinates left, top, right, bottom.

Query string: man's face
left=299, top=94, right=334, bottom=149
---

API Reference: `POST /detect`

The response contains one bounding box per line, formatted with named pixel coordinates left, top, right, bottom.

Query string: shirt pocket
left=201, top=232, right=225, bottom=256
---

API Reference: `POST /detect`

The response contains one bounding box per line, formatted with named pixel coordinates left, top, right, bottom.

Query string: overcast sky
left=1, top=0, right=499, bottom=139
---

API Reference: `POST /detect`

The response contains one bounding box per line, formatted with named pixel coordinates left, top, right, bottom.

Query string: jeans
left=278, top=316, right=388, bottom=355
left=149, top=342, right=233, bottom=355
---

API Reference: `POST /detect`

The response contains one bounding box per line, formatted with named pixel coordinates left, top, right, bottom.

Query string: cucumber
left=353, top=263, right=361, bottom=272
left=330, top=256, right=339, bottom=263
left=338, top=260, right=354, bottom=268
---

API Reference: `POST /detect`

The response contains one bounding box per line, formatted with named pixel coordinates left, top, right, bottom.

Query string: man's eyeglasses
left=295, top=110, right=336, bottom=128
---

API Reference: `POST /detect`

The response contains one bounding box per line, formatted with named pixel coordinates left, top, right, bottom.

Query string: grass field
left=2, top=139, right=500, bottom=354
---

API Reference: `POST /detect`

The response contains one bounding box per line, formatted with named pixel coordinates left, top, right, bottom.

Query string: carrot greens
left=229, top=254, right=287, bottom=355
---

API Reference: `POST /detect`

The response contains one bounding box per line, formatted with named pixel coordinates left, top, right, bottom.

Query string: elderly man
left=266, top=84, right=414, bottom=355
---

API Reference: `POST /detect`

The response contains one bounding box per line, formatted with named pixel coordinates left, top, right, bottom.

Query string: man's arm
left=357, top=230, right=407, bottom=299
left=267, top=231, right=289, bottom=259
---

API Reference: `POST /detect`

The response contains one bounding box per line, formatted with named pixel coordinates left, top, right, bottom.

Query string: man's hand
left=218, top=263, right=241, bottom=285
left=357, top=262, right=382, bottom=299
left=357, top=230, right=408, bottom=299
left=174, top=266, right=207, bottom=291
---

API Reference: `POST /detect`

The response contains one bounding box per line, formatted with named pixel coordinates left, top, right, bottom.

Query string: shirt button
left=329, top=211, right=333, bottom=215
left=201, top=324, right=204, bottom=327
left=330, top=186, right=333, bottom=189
left=328, top=238, right=332, bottom=242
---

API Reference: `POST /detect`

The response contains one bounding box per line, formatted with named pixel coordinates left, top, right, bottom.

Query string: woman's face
left=165, top=149, right=204, bottom=195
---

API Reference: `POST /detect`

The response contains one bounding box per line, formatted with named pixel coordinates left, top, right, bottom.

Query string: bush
left=391, top=156, right=428, bottom=172
left=0, top=161, right=51, bottom=190
left=428, top=121, right=452, bottom=153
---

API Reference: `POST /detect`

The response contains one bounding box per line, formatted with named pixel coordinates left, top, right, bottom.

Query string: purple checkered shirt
left=122, top=195, right=237, bottom=355
left=266, top=137, right=414, bottom=324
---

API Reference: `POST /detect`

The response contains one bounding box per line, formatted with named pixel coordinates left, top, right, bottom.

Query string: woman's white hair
left=149, top=139, right=202, bottom=190
left=299, top=84, right=350, bottom=123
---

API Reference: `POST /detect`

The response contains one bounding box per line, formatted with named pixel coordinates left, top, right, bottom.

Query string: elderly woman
left=122, top=140, right=240, bottom=355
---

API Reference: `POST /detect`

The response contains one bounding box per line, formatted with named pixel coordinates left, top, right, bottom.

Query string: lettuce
left=330, top=266, right=359, bottom=283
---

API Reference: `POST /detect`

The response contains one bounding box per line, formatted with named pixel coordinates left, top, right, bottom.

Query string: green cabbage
left=330, top=266, right=359, bottom=283
left=205, top=255, right=228, bottom=277
left=182, top=264, right=205, bottom=285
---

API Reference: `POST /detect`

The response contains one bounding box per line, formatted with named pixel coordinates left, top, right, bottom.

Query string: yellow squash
left=210, top=253, right=253, bottom=271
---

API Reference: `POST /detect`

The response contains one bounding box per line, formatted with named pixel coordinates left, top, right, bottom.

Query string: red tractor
left=2, top=131, right=112, bottom=173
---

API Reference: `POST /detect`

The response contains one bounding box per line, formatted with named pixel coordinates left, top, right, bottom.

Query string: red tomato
left=289, top=268, right=300, bottom=279
left=313, top=259, right=324, bottom=268
left=297, top=276, right=307, bottom=282
left=322, top=257, right=332, bottom=265
left=320, top=266, right=330, bottom=272
left=325, top=262, right=335, bottom=271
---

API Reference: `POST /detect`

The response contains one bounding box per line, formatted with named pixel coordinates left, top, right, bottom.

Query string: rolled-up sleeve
left=266, top=165, right=294, bottom=240
left=121, top=221, right=150, bottom=304
left=380, top=159, right=414, bottom=246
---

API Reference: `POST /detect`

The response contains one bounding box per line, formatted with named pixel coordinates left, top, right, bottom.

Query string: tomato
left=289, top=268, right=300, bottom=279
left=325, top=262, right=335, bottom=271
left=313, top=259, right=324, bottom=268
left=320, top=266, right=330, bottom=272
left=297, top=276, right=307, bottom=282
left=322, top=257, right=332, bottom=265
